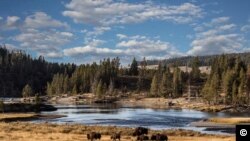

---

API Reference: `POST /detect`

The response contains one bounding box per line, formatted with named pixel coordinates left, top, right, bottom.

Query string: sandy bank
left=0, top=113, right=66, bottom=122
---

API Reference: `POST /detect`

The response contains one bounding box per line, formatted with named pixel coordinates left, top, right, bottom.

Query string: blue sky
left=0, top=0, right=250, bottom=65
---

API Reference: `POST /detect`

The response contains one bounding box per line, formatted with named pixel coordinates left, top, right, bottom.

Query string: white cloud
left=85, top=27, right=111, bottom=37
left=188, top=17, right=244, bottom=56
left=83, top=26, right=111, bottom=42
left=4, top=43, right=17, bottom=51
left=116, top=34, right=127, bottom=39
left=64, top=35, right=182, bottom=63
left=41, top=52, right=64, bottom=59
left=15, top=29, right=73, bottom=58
left=63, top=0, right=203, bottom=26
left=63, top=39, right=123, bottom=57
left=6, top=16, right=20, bottom=29
left=0, top=12, right=69, bottom=31
left=241, top=25, right=250, bottom=32
left=0, top=12, right=73, bottom=59
left=211, top=16, right=230, bottom=25
left=188, top=34, right=243, bottom=55
left=24, top=12, right=68, bottom=29
left=240, top=19, right=250, bottom=32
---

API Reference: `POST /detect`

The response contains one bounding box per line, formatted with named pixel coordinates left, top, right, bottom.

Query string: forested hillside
left=0, top=46, right=76, bottom=97
left=1, top=46, right=250, bottom=106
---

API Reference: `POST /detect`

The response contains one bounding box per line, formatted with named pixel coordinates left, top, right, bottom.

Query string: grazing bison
left=132, top=127, right=149, bottom=136
left=150, top=134, right=157, bottom=140
left=137, top=135, right=149, bottom=141
left=111, top=131, right=121, bottom=141
left=151, top=133, right=168, bottom=141
left=87, top=132, right=101, bottom=141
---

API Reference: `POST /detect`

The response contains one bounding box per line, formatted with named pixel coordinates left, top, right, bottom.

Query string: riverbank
left=1, top=103, right=57, bottom=113
left=116, top=97, right=249, bottom=112
left=0, top=122, right=234, bottom=141
left=0, top=113, right=66, bottom=122
left=48, top=94, right=250, bottom=112
left=190, top=117, right=250, bottom=134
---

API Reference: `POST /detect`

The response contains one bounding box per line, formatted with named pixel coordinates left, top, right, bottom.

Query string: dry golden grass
left=208, top=117, right=250, bottom=124
left=0, top=122, right=234, bottom=141
left=0, top=113, right=36, bottom=121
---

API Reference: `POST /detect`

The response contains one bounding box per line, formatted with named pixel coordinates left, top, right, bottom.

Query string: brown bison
left=111, top=131, right=121, bottom=141
left=132, top=127, right=148, bottom=136
left=87, top=132, right=101, bottom=141
left=151, top=133, right=168, bottom=141
left=137, top=135, right=149, bottom=141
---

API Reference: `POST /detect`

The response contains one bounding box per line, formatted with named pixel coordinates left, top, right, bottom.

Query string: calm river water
left=40, top=104, right=249, bottom=134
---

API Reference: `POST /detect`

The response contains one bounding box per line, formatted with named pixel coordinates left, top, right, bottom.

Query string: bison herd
left=87, top=127, right=168, bottom=141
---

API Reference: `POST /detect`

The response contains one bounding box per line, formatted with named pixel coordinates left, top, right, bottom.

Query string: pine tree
left=238, top=68, right=246, bottom=104
left=173, top=67, right=182, bottom=98
left=63, top=75, right=69, bottom=94
left=246, top=66, right=250, bottom=104
left=96, top=80, right=103, bottom=98
left=190, top=57, right=200, bottom=82
left=72, top=85, right=77, bottom=95
left=46, top=83, right=53, bottom=96
left=22, top=84, right=33, bottom=98
left=137, top=57, right=147, bottom=91
left=232, top=81, right=238, bottom=106
left=223, top=70, right=234, bottom=104
left=150, top=74, right=158, bottom=97
left=108, top=79, right=114, bottom=95
left=129, top=57, right=138, bottom=76
left=210, top=74, right=220, bottom=104
left=160, top=73, right=167, bottom=97
left=91, top=77, right=99, bottom=94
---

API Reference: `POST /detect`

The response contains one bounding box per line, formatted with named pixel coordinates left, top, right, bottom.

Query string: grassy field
left=208, top=117, right=250, bottom=124
left=0, top=121, right=234, bottom=141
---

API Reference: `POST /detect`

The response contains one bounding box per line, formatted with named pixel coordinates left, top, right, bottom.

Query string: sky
left=0, top=0, right=250, bottom=65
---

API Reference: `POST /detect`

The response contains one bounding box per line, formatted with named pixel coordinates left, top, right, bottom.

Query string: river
left=39, top=104, right=249, bottom=135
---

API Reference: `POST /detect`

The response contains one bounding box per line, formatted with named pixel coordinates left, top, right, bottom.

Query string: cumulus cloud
left=63, top=0, right=203, bottom=26
left=64, top=35, right=182, bottom=63
left=116, top=34, right=127, bottom=40
left=15, top=29, right=73, bottom=58
left=3, top=43, right=17, bottom=51
left=0, top=12, right=73, bottom=59
left=24, top=12, right=68, bottom=29
left=0, top=18, right=17, bottom=30
left=241, top=25, right=250, bottom=32
left=0, top=12, right=69, bottom=31
left=83, top=26, right=111, bottom=42
left=6, top=16, right=20, bottom=26
left=188, top=17, right=244, bottom=56
left=210, top=16, right=230, bottom=25
left=241, top=20, right=250, bottom=33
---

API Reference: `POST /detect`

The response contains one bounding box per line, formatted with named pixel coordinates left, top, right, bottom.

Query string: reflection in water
left=40, top=104, right=248, bottom=134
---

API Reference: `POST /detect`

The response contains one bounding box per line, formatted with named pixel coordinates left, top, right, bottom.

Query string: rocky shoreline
left=46, top=94, right=250, bottom=113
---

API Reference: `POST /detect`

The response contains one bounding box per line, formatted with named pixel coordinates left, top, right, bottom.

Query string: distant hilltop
left=139, top=65, right=211, bottom=74
left=143, top=52, right=250, bottom=66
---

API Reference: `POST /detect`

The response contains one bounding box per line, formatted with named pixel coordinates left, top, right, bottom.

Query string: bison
left=151, top=133, right=168, bottom=141
left=132, top=127, right=148, bottom=136
left=137, top=135, right=149, bottom=141
left=111, top=131, right=121, bottom=141
left=87, top=132, right=101, bottom=141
